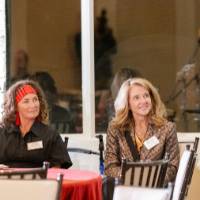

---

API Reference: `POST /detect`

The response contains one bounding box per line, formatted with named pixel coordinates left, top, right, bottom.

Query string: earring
left=15, top=112, right=21, bottom=126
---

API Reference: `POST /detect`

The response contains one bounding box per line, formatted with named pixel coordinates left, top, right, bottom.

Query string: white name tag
left=27, top=141, right=43, bottom=151
left=144, top=136, right=159, bottom=150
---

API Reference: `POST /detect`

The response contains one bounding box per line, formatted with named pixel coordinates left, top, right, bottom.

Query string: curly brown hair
left=1, top=79, right=49, bottom=127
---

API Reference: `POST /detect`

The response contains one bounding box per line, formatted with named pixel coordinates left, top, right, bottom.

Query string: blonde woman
left=105, top=78, right=179, bottom=184
left=0, top=79, right=72, bottom=168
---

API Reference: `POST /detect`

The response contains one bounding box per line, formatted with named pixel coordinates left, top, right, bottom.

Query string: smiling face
left=128, top=84, right=152, bottom=119
left=17, top=93, right=40, bottom=123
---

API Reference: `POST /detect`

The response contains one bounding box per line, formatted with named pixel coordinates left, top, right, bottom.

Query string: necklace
left=134, top=126, right=148, bottom=142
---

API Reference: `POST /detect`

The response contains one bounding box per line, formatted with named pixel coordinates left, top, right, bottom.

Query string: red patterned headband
left=16, top=84, right=37, bottom=104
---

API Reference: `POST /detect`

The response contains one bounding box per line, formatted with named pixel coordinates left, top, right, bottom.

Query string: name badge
left=144, top=136, right=159, bottom=150
left=27, top=141, right=43, bottom=151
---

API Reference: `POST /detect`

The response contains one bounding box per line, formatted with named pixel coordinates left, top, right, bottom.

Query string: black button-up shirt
left=0, top=121, right=72, bottom=168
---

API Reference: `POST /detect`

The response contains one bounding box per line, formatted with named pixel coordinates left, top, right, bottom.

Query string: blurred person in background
left=11, top=49, right=30, bottom=83
left=96, top=67, right=142, bottom=132
left=31, top=71, right=76, bottom=133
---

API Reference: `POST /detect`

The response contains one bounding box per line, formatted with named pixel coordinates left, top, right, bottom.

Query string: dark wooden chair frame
left=178, top=137, right=199, bottom=200
left=178, top=137, right=199, bottom=153
left=51, top=120, right=71, bottom=133
left=120, top=158, right=169, bottom=188
left=0, top=161, right=49, bottom=179
left=54, top=173, right=64, bottom=200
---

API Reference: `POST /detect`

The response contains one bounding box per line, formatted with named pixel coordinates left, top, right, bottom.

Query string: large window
left=3, top=0, right=200, bottom=135
left=8, top=0, right=83, bottom=134
left=94, top=0, right=200, bottom=133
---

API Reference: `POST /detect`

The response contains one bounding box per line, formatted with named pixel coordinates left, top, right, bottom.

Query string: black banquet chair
left=0, top=161, right=49, bottom=180
left=120, top=156, right=169, bottom=188
left=178, top=137, right=199, bottom=157
left=51, top=120, right=72, bottom=133
left=64, top=135, right=104, bottom=174
left=172, top=145, right=197, bottom=200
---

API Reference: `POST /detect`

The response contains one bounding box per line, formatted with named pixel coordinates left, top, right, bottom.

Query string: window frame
left=0, top=0, right=98, bottom=137
left=81, top=0, right=96, bottom=137
left=0, top=0, right=7, bottom=116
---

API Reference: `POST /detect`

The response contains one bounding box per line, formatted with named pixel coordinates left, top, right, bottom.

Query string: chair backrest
left=185, top=137, right=199, bottom=186
left=0, top=161, right=49, bottom=180
left=178, top=137, right=199, bottom=157
left=193, top=137, right=199, bottom=152
left=51, top=121, right=71, bottom=133
left=120, top=158, right=169, bottom=188
left=176, top=137, right=199, bottom=199
left=0, top=173, right=63, bottom=200
left=64, top=136, right=69, bottom=147
left=65, top=136, right=104, bottom=173
left=64, top=137, right=100, bottom=156
left=113, top=183, right=173, bottom=200
left=172, top=148, right=195, bottom=200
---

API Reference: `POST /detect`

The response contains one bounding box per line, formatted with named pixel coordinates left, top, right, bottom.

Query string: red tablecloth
left=48, top=168, right=102, bottom=200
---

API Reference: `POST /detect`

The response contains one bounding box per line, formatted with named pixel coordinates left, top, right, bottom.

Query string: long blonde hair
left=112, top=78, right=167, bottom=130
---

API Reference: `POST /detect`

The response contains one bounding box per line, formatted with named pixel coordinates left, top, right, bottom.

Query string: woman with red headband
left=0, top=79, right=72, bottom=168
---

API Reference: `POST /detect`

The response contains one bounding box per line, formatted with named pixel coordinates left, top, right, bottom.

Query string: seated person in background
left=31, top=71, right=75, bottom=133
left=0, top=80, right=72, bottom=168
left=107, top=67, right=142, bottom=121
left=105, top=78, right=179, bottom=184
left=96, top=67, right=142, bottom=132
left=11, top=49, right=30, bottom=83
left=111, top=67, right=142, bottom=101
